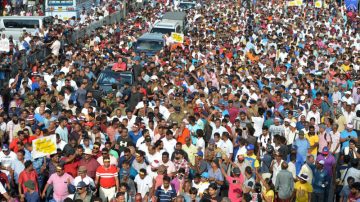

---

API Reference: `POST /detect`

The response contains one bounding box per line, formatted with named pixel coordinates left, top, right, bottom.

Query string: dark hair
left=208, top=183, right=218, bottom=190
left=163, top=175, right=171, bottom=182
left=24, top=160, right=33, bottom=169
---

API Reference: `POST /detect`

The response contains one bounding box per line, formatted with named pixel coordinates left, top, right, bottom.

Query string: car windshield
left=179, top=3, right=195, bottom=9
left=136, top=40, right=164, bottom=51
left=150, top=28, right=174, bottom=35
left=97, top=71, right=132, bottom=85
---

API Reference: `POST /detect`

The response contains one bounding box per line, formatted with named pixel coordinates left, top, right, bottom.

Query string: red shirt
left=79, top=158, right=100, bottom=179
left=10, top=138, right=30, bottom=153
left=96, top=165, right=118, bottom=188
left=112, top=62, right=127, bottom=72
left=61, top=157, right=80, bottom=178
left=18, top=170, right=38, bottom=193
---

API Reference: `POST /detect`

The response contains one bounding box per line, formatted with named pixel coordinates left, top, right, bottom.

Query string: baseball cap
left=84, top=148, right=92, bottom=155
left=246, top=144, right=255, bottom=150
left=201, top=172, right=209, bottom=179
left=232, top=167, right=241, bottom=175
left=196, top=151, right=204, bottom=157
left=347, top=123, right=354, bottom=129
left=76, top=181, right=87, bottom=189
left=322, top=147, right=329, bottom=154
left=2, top=144, right=9, bottom=151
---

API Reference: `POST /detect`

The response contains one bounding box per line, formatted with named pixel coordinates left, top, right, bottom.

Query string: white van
left=151, top=20, right=182, bottom=36
left=0, top=16, right=53, bottom=41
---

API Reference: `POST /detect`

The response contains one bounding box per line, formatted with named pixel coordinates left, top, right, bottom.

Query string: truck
left=151, top=11, right=188, bottom=35
left=134, top=33, right=165, bottom=56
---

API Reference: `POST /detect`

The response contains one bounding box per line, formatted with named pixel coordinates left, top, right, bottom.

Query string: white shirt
left=343, top=111, right=356, bottom=124
left=306, top=110, right=321, bottom=124
left=57, top=140, right=67, bottom=150
left=0, top=151, right=17, bottom=175
left=162, top=138, right=177, bottom=157
left=271, top=160, right=284, bottom=184
left=134, top=175, right=153, bottom=198
left=73, top=175, right=95, bottom=187
left=220, top=139, right=233, bottom=156
left=287, top=162, right=297, bottom=179
left=50, top=40, right=61, bottom=56
left=196, top=137, right=205, bottom=154
left=251, top=116, right=264, bottom=137
left=234, top=146, right=247, bottom=162
left=210, top=122, right=227, bottom=140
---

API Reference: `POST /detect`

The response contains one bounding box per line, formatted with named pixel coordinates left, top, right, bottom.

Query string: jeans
left=311, top=192, right=324, bottom=202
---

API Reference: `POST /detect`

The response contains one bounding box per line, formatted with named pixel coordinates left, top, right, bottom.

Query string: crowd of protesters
left=0, top=0, right=359, bottom=201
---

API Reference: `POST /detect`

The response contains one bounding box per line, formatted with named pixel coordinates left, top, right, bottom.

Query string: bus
left=45, top=0, right=92, bottom=20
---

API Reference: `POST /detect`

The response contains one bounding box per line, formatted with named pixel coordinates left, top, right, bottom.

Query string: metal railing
left=2, top=3, right=127, bottom=81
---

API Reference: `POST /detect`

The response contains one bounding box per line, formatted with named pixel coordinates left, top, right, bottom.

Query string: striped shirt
left=96, top=165, right=118, bottom=188
left=155, top=185, right=177, bottom=202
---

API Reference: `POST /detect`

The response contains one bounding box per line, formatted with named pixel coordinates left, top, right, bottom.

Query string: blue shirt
left=340, top=130, right=357, bottom=150
left=155, top=185, right=177, bottom=202
left=312, top=169, right=328, bottom=193
left=294, top=138, right=310, bottom=160
left=128, top=131, right=143, bottom=145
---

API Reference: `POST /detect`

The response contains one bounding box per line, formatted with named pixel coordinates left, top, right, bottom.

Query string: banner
left=32, top=135, right=57, bottom=159
left=171, top=32, right=184, bottom=43
left=315, top=0, right=322, bottom=8
left=287, top=0, right=302, bottom=6
left=345, top=0, right=359, bottom=11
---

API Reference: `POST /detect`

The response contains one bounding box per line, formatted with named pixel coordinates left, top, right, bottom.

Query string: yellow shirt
left=305, top=134, right=319, bottom=155
left=264, top=190, right=275, bottom=202
left=244, top=154, right=260, bottom=168
left=340, top=64, right=351, bottom=72
left=294, top=181, right=313, bottom=202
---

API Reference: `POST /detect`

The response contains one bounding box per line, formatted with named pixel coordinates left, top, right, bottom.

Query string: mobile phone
left=233, top=180, right=237, bottom=183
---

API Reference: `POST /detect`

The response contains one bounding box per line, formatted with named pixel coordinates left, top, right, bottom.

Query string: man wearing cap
left=340, top=124, right=358, bottom=152
left=293, top=174, right=313, bottom=202
left=198, top=172, right=210, bottom=197
left=317, top=146, right=336, bottom=201
left=73, top=166, right=95, bottom=188
left=73, top=181, right=93, bottom=202
left=41, top=164, right=74, bottom=201
left=95, top=157, right=119, bottom=201
left=311, top=160, right=328, bottom=202
left=79, top=148, right=100, bottom=179
left=219, top=158, right=244, bottom=201
left=244, top=144, right=259, bottom=169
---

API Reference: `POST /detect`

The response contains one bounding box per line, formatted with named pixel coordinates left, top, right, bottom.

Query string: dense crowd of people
left=0, top=0, right=359, bottom=201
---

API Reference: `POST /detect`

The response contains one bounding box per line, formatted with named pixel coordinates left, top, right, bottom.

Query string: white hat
left=150, top=75, right=158, bottom=80
left=345, top=91, right=351, bottom=95
left=290, top=122, right=296, bottom=127
left=284, top=118, right=291, bottom=122
left=300, top=96, right=306, bottom=101
left=347, top=123, right=354, bottom=129
left=84, top=148, right=92, bottom=155
left=298, top=173, right=309, bottom=181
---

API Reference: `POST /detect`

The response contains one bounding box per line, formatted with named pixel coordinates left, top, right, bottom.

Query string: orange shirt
left=96, top=165, right=118, bottom=188
left=177, top=128, right=190, bottom=145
